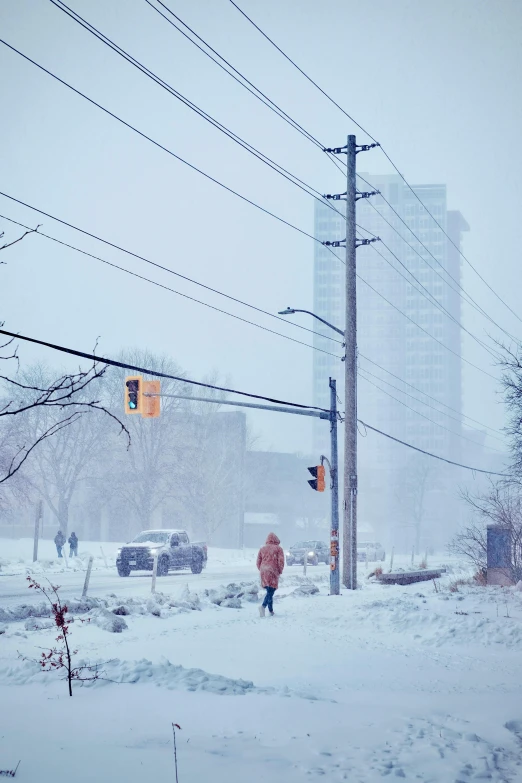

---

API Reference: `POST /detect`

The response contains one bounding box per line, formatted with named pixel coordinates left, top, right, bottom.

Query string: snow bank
left=0, top=656, right=256, bottom=695
left=0, top=581, right=262, bottom=628
left=349, top=585, right=522, bottom=650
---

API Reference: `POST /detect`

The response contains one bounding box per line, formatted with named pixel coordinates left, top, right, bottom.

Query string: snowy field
left=1, top=538, right=522, bottom=781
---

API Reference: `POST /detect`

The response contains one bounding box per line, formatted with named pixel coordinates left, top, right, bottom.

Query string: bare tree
left=96, top=349, right=188, bottom=539
left=449, top=481, right=522, bottom=582
left=5, top=365, right=127, bottom=535
left=498, top=343, right=522, bottom=480
left=0, top=225, right=127, bottom=498
left=178, top=377, right=247, bottom=544
left=396, top=456, right=436, bottom=554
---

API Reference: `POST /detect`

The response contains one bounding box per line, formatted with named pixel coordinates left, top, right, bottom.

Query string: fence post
left=32, top=501, right=42, bottom=563
left=151, top=554, right=158, bottom=593
left=82, top=556, right=94, bottom=598
left=411, top=546, right=415, bottom=567
left=100, top=546, right=108, bottom=569
left=389, top=547, right=394, bottom=573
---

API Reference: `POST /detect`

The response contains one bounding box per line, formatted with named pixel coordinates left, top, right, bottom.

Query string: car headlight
left=285, top=551, right=290, bottom=556
left=116, top=548, right=122, bottom=555
left=308, top=551, right=315, bottom=557
left=150, top=548, right=160, bottom=555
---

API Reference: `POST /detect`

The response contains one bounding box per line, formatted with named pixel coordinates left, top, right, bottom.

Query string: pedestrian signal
left=125, top=375, right=142, bottom=414
left=308, top=464, right=325, bottom=492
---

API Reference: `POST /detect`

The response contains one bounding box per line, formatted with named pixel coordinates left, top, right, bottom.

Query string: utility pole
left=344, top=134, right=358, bottom=590
left=329, top=378, right=340, bottom=595
left=323, top=136, right=379, bottom=589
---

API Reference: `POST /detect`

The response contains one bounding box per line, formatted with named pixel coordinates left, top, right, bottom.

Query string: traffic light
left=142, top=380, right=160, bottom=419
left=125, top=375, right=142, bottom=414
left=308, top=464, right=325, bottom=492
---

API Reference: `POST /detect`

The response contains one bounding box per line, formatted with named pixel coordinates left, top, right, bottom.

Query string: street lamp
left=278, top=307, right=345, bottom=337
left=278, top=306, right=342, bottom=595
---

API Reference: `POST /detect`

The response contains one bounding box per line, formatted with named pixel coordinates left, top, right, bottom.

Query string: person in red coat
left=256, top=532, right=285, bottom=617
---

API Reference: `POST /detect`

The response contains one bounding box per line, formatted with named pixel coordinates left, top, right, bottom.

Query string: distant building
left=313, top=176, right=469, bottom=547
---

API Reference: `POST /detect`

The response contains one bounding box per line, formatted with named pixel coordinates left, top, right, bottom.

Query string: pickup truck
left=116, top=529, right=207, bottom=577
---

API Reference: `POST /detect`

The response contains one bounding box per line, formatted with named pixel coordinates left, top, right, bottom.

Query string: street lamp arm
left=278, top=308, right=345, bottom=337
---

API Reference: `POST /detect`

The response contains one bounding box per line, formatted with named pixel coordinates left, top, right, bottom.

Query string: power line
left=356, top=225, right=501, bottom=362
left=228, top=0, right=521, bottom=327
left=227, top=0, right=375, bottom=141
left=144, top=0, right=322, bottom=151
left=0, top=39, right=325, bottom=247
left=358, top=369, right=504, bottom=454
left=357, top=174, right=520, bottom=343
left=0, top=328, right=330, bottom=411
left=0, top=212, right=343, bottom=359
left=354, top=240, right=497, bottom=380
left=319, top=241, right=499, bottom=379
left=358, top=365, right=506, bottom=447
left=0, top=326, right=503, bottom=475
left=358, top=352, right=505, bottom=439
left=143, top=0, right=348, bottom=179
left=0, top=193, right=340, bottom=347
left=48, top=0, right=345, bottom=222
left=359, top=421, right=508, bottom=476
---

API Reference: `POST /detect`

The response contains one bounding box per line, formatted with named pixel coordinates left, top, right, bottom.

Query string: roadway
left=0, top=563, right=264, bottom=608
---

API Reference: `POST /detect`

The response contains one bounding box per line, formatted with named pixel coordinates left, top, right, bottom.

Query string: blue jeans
left=56, top=545, right=62, bottom=558
left=262, top=586, right=276, bottom=613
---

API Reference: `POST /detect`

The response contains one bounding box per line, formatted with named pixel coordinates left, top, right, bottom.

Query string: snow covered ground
left=1, top=538, right=522, bottom=781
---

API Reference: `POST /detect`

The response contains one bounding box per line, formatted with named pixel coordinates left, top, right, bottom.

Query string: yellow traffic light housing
left=142, top=380, right=160, bottom=419
left=308, top=464, right=326, bottom=492
left=125, top=375, right=142, bottom=415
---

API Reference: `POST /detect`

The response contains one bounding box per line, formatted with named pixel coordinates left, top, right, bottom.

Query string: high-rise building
left=312, top=175, right=469, bottom=548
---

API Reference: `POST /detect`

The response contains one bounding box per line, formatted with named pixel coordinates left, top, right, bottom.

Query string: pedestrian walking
left=68, top=532, right=79, bottom=557
left=54, top=530, right=65, bottom=558
left=256, top=532, right=285, bottom=617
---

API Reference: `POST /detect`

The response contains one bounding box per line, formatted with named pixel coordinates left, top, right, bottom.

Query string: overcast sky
left=1, top=0, right=521, bottom=457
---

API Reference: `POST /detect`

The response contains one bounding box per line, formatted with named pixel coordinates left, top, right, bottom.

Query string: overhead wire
left=0, top=325, right=505, bottom=475
left=143, top=0, right=348, bottom=178
left=354, top=240, right=498, bottom=381
left=357, top=174, right=520, bottom=343
left=228, top=0, right=522, bottom=327
left=356, top=224, right=501, bottom=362
left=358, top=368, right=504, bottom=453
left=0, top=39, right=328, bottom=248
left=359, top=421, right=508, bottom=476
left=48, top=0, right=346, bottom=223
left=0, top=328, right=331, bottom=411
left=358, top=363, right=506, bottom=445
left=0, top=39, right=493, bottom=382
left=0, top=212, right=343, bottom=359
left=357, top=351, right=505, bottom=439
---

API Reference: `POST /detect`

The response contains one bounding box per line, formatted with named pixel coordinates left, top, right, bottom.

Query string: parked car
left=285, top=540, right=329, bottom=566
left=116, top=530, right=207, bottom=577
left=357, top=542, right=385, bottom=562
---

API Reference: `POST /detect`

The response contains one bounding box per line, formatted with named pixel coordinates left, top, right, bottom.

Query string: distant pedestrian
left=54, top=530, right=65, bottom=558
left=256, top=532, right=285, bottom=617
left=68, top=532, right=78, bottom=557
